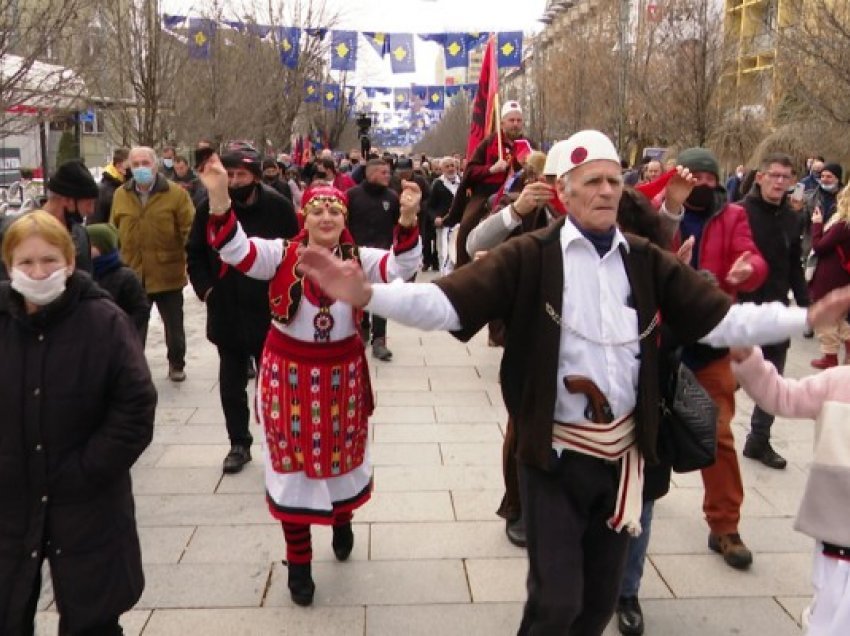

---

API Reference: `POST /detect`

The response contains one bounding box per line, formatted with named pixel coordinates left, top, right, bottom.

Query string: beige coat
left=111, top=174, right=194, bottom=294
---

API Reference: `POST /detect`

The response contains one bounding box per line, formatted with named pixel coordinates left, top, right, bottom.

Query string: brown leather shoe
left=708, top=532, right=753, bottom=569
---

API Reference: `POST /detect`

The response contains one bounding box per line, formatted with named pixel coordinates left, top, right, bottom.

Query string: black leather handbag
left=658, top=353, right=718, bottom=473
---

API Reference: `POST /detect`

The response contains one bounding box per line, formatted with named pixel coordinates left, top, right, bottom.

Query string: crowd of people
left=1, top=101, right=850, bottom=635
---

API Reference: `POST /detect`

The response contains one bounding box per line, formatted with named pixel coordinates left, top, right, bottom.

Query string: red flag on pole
left=293, top=136, right=304, bottom=167
left=466, top=34, right=498, bottom=160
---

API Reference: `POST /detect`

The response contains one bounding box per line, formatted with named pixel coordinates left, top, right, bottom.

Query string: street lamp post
left=617, top=0, right=630, bottom=157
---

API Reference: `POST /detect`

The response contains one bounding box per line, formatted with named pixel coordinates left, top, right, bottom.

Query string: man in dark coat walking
left=187, top=148, right=299, bottom=474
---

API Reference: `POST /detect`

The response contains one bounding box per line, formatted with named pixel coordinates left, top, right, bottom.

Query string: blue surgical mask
left=132, top=166, right=155, bottom=185
left=163, top=158, right=174, bottom=169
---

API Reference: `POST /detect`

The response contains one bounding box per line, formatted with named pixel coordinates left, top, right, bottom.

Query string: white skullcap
left=543, top=140, right=568, bottom=176
left=555, top=130, right=620, bottom=177
left=500, top=101, right=522, bottom=118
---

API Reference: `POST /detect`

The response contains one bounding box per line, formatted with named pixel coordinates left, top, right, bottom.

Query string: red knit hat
left=302, top=185, right=349, bottom=214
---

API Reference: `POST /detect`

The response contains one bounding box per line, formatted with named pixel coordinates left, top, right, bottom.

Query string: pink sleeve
left=732, top=347, right=832, bottom=420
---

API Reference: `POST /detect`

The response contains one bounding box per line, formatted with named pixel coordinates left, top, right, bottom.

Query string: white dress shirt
left=367, top=217, right=808, bottom=424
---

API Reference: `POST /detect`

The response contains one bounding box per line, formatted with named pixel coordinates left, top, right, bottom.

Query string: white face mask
left=10, top=267, right=70, bottom=306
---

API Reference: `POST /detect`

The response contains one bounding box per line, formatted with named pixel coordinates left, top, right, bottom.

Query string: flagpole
left=494, top=92, right=503, bottom=159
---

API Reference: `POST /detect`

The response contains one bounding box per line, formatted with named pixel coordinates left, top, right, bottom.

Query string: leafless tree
left=412, top=92, right=471, bottom=157
left=0, top=0, right=95, bottom=139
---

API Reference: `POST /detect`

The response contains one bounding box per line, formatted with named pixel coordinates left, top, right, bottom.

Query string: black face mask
left=228, top=183, right=256, bottom=204
left=64, top=203, right=84, bottom=228
left=685, top=185, right=716, bottom=213
left=262, top=175, right=278, bottom=183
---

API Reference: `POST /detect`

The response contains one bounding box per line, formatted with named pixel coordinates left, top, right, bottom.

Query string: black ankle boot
left=287, top=562, right=315, bottom=606
left=332, top=522, right=354, bottom=561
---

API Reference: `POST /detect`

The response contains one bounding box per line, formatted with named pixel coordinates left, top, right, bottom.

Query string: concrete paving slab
left=440, top=442, right=503, bottom=466
left=354, top=491, right=455, bottom=523
left=435, top=405, right=509, bottom=423
left=152, top=425, right=230, bottom=445
left=370, top=521, right=518, bottom=560
left=155, top=407, right=196, bottom=426
left=156, top=444, right=261, bottom=468
left=366, top=603, right=523, bottom=636
left=180, top=523, right=369, bottom=564
left=138, top=526, right=195, bottom=563
left=373, top=465, right=503, bottom=491
left=137, top=563, right=269, bottom=608
left=753, top=486, right=807, bottom=516
left=647, top=516, right=812, bottom=555
left=373, top=423, right=503, bottom=443
left=136, top=444, right=168, bottom=468
left=135, top=494, right=270, bottom=526
left=370, top=442, right=442, bottom=465
left=36, top=610, right=150, bottom=636
left=142, top=607, right=365, bottom=635
left=651, top=552, right=811, bottom=597
left=131, top=467, right=222, bottom=495
left=369, top=405, right=436, bottom=424
left=775, top=596, right=809, bottom=627
left=375, top=390, right=492, bottom=407
left=451, top=489, right=505, bottom=521
left=601, top=597, right=801, bottom=635
left=265, top=559, right=470, bottom=606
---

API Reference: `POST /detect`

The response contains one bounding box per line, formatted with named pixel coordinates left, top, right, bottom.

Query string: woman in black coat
left=0, top=211, right=156, bottom=635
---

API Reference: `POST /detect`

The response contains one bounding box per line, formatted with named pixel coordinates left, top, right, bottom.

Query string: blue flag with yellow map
left=330, top=31, right=357, bottom=71
left=188, top=18, right=215, bottom=59
left=389, top=33, right=416, bottom=74
left=322, top=84, right=341, bottom=109
left=304, top=80, right=320, bottom=103
left=363, top=32, right=390, bottom=57
left=278, top=27, right=300, bottom=69
left=497, top=31, right=523, bottom=68
left=443, top=33, right=468, bottom=69
left=393, top=87, right=411, bottom=109
left=426, top=86, right=446, bottom=110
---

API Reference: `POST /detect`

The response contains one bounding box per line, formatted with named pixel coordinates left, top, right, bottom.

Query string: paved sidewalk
left=36, top=277, right=819, bottom=635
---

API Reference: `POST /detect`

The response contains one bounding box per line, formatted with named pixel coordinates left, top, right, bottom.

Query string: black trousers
left=22, top=559, right=123, bottom=636
left=420, top=216, right=438, bottom=269
left=518, top=452, right=631, bottom=636
left=218, top=344, right=261, bottom=447
left=360, top=311, right=386, bottom=342
left=748, top=340, right=789, bottom=443
left=141, top=289, right=186, bottom=369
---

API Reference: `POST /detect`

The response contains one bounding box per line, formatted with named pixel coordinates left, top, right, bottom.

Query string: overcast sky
left=162, top=0, right=548, bottom=85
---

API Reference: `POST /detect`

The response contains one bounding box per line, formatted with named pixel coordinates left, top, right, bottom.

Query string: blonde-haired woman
left=810, top=184, right=850, bottom=368
left=0, top=211, right=156, bottom=634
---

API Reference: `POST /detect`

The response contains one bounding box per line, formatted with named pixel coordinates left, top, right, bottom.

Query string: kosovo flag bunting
left=322, top=84, right=341, bottom=109
left=330, top=31, right=357, bottom=71
left=363, top=32, right=390, bottom=57
left=497, top=31, right=523, bottom=68
left=393, top=87, right=411, bottom=109
left=463, top=82, right=478, bottom=96
left=389, top=33, right=416, bottom=74
left=278, top=27, right=300, bottom=69
left=305, top=27, right=329, bottom=39
left=162, top=14, right=186, bottom=29
left=443, top=33, right=468, bottom=69
left=418, top=33, right=446, bottom=45
left=188, top=18, right=215, bottom=59
left=247, top=23, right=272, bottom=40
left=465, top=32, right=490, bottom=51
left=411, top=85, right=427, bottom=101
left=222, top=20, right=245, bottom=31
left=304, top=80, right=320, bottom=103
left=427, top=86, right=445, bottom=110
left=445, top=85, right=462, bottom=99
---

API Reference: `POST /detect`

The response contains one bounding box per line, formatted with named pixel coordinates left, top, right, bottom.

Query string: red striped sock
left=333, top=510, right=353, bottom=527
left=282, top=522, right=312, bottom=564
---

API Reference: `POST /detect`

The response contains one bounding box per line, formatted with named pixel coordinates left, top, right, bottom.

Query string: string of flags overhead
left=164, top=15, right=524, bottom=72
left=302, top=82, right=478, bottom=111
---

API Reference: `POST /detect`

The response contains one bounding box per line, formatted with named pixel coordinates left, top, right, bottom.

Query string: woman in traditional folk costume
left=198, top=154, right=422, bottom=606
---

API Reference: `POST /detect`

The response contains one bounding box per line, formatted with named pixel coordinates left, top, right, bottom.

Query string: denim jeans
left=619, top=499, right=656, bottom=598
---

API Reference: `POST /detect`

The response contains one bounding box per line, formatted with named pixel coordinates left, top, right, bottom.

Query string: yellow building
left=721, top=0, right=796, bottom=119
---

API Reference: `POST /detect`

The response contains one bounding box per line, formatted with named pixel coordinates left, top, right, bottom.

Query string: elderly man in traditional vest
left=296, top=129, right=850, bottom=635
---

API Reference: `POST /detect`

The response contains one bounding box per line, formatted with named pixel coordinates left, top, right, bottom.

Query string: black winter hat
left=47, top=159, right=99, bottom=199
left=221, top=150, right=262, bottom=178
left=677, top=147, right=720, bottom=180
left=822, top=162, right=843, bottom=183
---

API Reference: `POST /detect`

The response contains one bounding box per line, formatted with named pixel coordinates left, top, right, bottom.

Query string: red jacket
left=671, top=202, right=769, bottom=299
left=333, top=172, right=356, bottom=192
left=809, top=220, right=850, bottom=301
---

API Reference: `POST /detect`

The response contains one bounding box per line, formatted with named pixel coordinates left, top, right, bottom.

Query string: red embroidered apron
left=259, top=329, right=374, bottom=478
